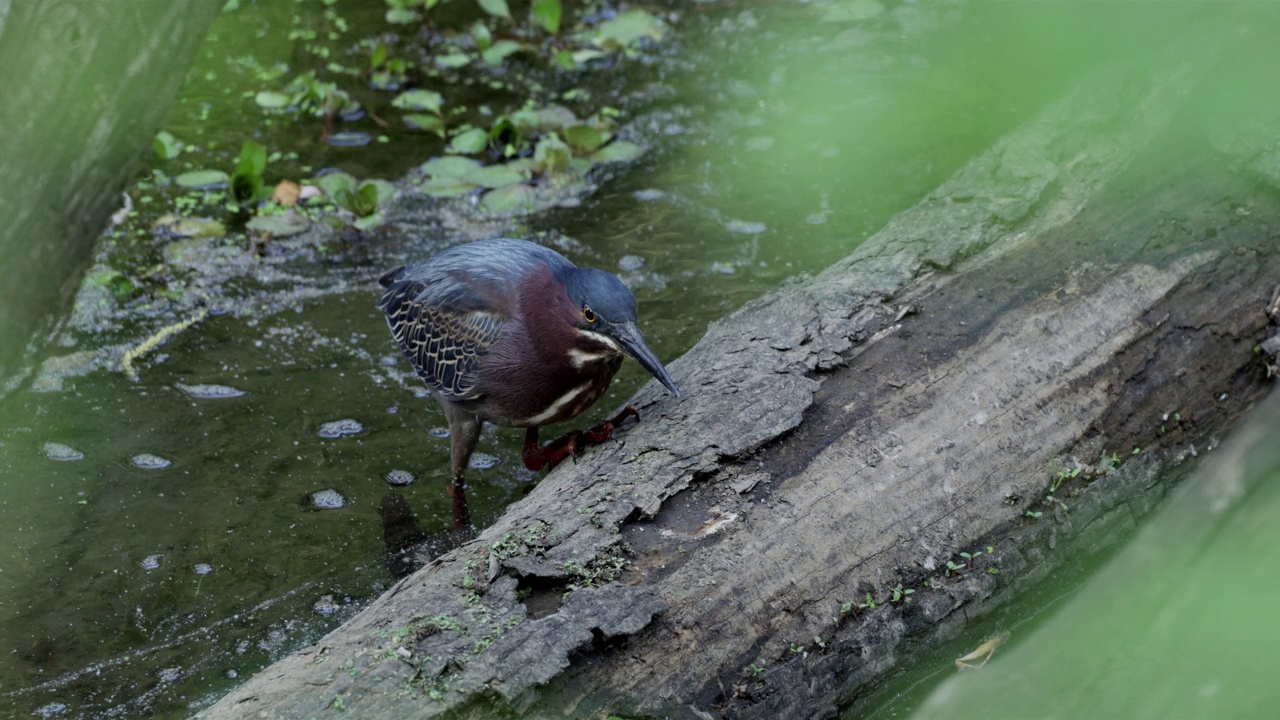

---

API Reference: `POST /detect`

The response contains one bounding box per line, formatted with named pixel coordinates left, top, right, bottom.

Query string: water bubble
left=193, top=563, right=214, bottom=575
left=428, top=427, right=450, bottom=439
left=309, top=489, right=347, bottom=509
left=617, top=254, right=646, bottom=272
left=385, top=469, right=417, bottom=486
left=42, top=442, right=84, bottom=461
left=131, top=453, right=172, bottom=469
left=176, top=382, right=246, bottom=399
left=469, top=452, right=499, bottom=470
left=158, top=667, right=181, bottom=683
left=313, top=594, right=340, bottom=616
left=226, top=669, right=239, bottom=679
left=317, top=418, right=364, bottom=439
left=139, top=554, right=164, bottom=571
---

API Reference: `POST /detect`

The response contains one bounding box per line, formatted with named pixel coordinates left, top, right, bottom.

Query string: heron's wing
left=376, top=240, right=574, bottom=401
left=377, top=270, right=507, bottom=402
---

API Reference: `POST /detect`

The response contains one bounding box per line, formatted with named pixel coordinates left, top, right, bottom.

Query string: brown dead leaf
left=271, top=180, right=302, bottom=206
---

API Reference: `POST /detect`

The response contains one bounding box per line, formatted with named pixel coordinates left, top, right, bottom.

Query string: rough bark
left=198, top=12, right=1280, bottom=720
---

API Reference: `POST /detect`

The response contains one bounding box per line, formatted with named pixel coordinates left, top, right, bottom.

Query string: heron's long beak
left=611, top=321, right=680, bottom=396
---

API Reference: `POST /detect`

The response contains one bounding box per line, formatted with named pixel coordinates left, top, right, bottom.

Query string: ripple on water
left=385, top=469, right=417, bottom=486
left=131, top=453, right=172, bottom=469
left=139, top=554, right=164, bottom=571
left=176, top=382, right=246, bottom=399
left=309, top=489, right=347, bottom=509
left=42, top=442, right=83, bottom=461
left=317, top=418, right=364, bottom=439
left=469, top=452, right=499, bottom=470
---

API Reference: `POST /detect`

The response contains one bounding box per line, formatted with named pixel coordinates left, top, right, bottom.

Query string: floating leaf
left=477, top=0, right=511, bottom=21
left=482, top=40, right=522, bottom=66
left=532, top=0, right=562, bottom=33
left=392, top=89, right=443, bottom=113
left=420, top=156, right=482, bottom=178
left=463, top=164, right=530, bottom=189
left=564, top=124, right=609, bottom=153
left=313, top=172, right=358, bottom=199
left=175, top=170, right=230, bottom=189
left=170, top=217, right=227, bottom=238
left=481, top=183, right=536, bottom=213
left=592, top=9, right=666, bottom=48
left=419, top=176, right=476, bottom=198
left=385, top=7, right=418, bottom=23
left=534, top=104, right=578, bottom=131
left=471, top=21, right=493, bottom=51
left=403, top=113, right=446, bottom=136
left=592, top=140, right=643, bottom=163
left=271, top=180, right=302, bottom=205
left=371, top=41, right=388, bottom=70
left=436, top=52, right=471, bottom=69
left=153, top=131, right=181, bottom=160
left=364, top=179, right=397, bottom=205
left=246, top=213, right=309, bottom=237
left=354, top=212, right=386, bottom=231
left=254, top=90, right=292, bottom=109
left=447, top=127, right=489, bottom=154
left=534, top=133, right=571, bottom=174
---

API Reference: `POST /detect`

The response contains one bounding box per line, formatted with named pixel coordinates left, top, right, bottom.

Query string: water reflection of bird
left=377, top=238, right=680, bottom=523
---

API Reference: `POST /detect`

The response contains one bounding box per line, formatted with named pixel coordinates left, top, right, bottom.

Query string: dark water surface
left=0, top=0, right=1187, bottom=716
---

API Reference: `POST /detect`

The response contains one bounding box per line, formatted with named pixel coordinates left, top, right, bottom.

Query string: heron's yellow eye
left=582, top=305, right=597, bottom=323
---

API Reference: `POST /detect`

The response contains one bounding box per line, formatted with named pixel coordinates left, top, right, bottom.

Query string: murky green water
left=0, top=0, right=1240, bottom=717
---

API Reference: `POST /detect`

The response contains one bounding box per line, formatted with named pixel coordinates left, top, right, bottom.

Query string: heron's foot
left=522, top=406, right=641, bottom=471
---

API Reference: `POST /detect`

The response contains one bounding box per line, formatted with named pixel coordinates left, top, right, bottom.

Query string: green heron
left=378, top=238, right=679, bottom=487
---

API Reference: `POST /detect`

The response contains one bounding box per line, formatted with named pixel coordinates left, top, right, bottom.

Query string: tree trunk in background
left=0, top=0, right=221, bottom=391
left=199, top=11, right=1280, bottom=719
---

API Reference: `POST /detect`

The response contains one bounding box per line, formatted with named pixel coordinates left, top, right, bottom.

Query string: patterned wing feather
left=377, top=276, right=506, bottom=401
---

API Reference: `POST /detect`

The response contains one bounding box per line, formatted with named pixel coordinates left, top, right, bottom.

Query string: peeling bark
left=197, top=12, right=1280, bottom=720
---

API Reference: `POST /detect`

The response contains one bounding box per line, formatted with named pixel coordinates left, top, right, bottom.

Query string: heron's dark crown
left=557, top=266, right=638, bottom=325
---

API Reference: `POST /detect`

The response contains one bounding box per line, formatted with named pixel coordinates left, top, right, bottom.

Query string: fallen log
left=198, top=10, right=1280, bottom=719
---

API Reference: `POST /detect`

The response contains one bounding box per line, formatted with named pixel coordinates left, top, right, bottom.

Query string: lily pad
left=153, top=131, right=182, bottom=160
left=246, top=212, right=310, bottom=237
left=463, top=164, right=530, bottom=189
left=392, top=89, right=444, bottom=113
left=436, top=52, right=471, bottom=69
left=403, top=113, right=445, bottom=136
left=175, top=170, right=230, bottom=189
left=420, top=155, right=482, bottom=178
left=169, top=217, right=227, bottom=238
left=447, top=127, right=489, bottom=154
left=477, top=0, right=511, bottom=21
left=565, top=124, right=610, bottom=153
left=313, top=172, right=358, bottom=199
left=593, top=140, right=643, bottom=163
left=254, top=90, right=292, bottom=109
left=532, top=0, right=562, bottom=33
left=418, top=176, right=477, bottom=198
left=481, top=183, right=536, bottom=213
left=482, top=40, right=522, bottom=66
left=591, top=9, right=667, bottom=48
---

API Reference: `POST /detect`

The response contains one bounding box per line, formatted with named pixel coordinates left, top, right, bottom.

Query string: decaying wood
left=198, top=13, right=1280, bottom=720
